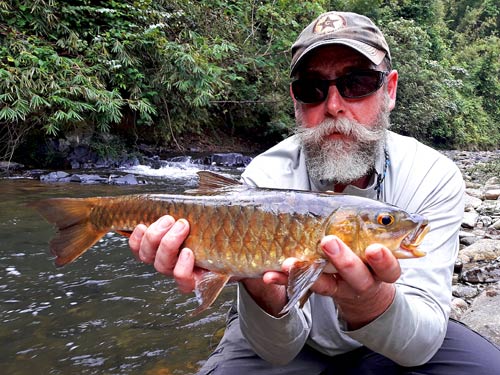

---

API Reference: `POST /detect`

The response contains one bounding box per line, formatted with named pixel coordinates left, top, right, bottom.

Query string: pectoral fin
left=115, top=230, right=132, bottom=238
left=280, top=259, right=327, bottom=315
left=192, top=271, right=231, bottom=316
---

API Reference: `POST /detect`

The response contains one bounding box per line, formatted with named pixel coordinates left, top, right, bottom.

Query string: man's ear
left=386, top=70, right=398, bottom=111
left=290, top=83, right=297, bottom=103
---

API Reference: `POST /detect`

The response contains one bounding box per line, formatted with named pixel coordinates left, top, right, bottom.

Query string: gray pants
left=197, top=305, right=500, bottom=375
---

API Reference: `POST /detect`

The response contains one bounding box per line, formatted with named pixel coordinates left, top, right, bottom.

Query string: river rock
left=450, top=298, right=469, bottom=320
left=484, top=189, right=500, bottom=201
left=460, top=263, right=500, bottom=283
left=70, top=174, right=107, bottom=184
left=452, top=284, right=480, bottom=299
left=478, top=200, right=500, bottom=217
left=459, top=232, right=480, bottom=246
left=40, top=171, right=71, bottom=182
left=460, top=283, right=500, bottom=346
left=484, top=176, right=500, bottom=188
left=68, top=145, right=98, bottom=169
left=491, top=219, right=500, bottom=230
left=462, top=210, right=479, bottom=229
left=458, top=239, right=500, bottom=263
left=209, top=153, right=252, bottom=167
left=464, top=191, right=483, bottom=206
left=111, top=174, right=139, bottom=185
left=0, top=161, right=24, bottom=171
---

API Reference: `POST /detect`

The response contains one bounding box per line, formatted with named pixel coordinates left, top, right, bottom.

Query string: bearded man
left=129, top=11, right=500, bottom=375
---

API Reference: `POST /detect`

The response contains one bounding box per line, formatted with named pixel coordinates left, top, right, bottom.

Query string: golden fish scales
left=87, top=193, right=326, bottom=276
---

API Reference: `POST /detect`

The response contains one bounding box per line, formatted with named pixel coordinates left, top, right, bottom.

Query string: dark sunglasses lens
left=292, top=80, right=328, bottom=104
left=292, top=72, right=385, bottom=103
left=338, top=72, right=383, bottom=98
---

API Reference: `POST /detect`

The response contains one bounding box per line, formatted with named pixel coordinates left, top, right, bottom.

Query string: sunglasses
left=291, top=70, right=389, bottom=104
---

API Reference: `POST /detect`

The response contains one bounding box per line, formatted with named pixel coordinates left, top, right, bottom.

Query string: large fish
left=29, top=171, right=429, bottom=315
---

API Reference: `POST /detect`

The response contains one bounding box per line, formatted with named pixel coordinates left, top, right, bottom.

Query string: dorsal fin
left=199, top=171, right=242, bottom=188
left=185, top=171, right=243, bottom=195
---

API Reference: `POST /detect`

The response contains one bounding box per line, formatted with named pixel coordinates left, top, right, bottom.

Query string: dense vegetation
left=1, top=0, right=499, bottom=165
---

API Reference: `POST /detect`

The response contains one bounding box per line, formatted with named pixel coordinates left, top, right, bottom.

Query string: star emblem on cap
left=313, top=13, right=346, bottom=34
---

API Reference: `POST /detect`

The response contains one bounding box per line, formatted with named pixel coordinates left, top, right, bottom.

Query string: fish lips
left=399, top=214, right=429, bottom=258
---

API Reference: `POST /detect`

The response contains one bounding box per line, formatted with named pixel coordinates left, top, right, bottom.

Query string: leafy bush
left=0, top=0, right=498, bottom=165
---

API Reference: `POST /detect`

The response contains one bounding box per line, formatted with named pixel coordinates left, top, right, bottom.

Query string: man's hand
left=315, top=235, right=400, bottom=329
left=128, top=215, right=199, bottom=293
left=260, top=235, right=401, bottom=328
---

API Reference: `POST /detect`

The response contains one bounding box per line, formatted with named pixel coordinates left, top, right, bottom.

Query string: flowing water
left=0, top=160, right=244, bottom=375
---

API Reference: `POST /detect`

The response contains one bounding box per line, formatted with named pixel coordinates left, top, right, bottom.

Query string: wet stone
left=70, top=174, right=107, bottom=184
left=40, top=171, right=71, bottom=182
left=210, top=153, right=252, bottom=167
left=112, top=174, right=139, bottom=185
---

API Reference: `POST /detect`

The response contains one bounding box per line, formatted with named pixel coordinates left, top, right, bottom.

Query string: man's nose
left=325, top=85, right=345, bottom=116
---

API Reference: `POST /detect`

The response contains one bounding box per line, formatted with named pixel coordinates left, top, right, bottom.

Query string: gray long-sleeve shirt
left=238, top=131, right=465, bottom=366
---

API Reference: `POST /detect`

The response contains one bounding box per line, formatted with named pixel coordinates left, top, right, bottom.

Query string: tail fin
left=28, top=198, right=108, bottom=267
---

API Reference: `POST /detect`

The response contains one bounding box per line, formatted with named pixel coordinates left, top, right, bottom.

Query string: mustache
left=295, top=116, right=385, bottom=144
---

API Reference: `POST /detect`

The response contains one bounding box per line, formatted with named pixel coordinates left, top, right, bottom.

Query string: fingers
left=129, top=223, right=147, bottom=258
left=128, top=215, right=191, bottom=275
left=321, top=235, right=373, bottom=293
left=129, top=217, right=197, bottom=295
left=129, top=215, right=176, bottom=264
left=173, top=248, right=196, bottom=293
left=262, top=271, right=288, bottom=285
left=365, top=244, right=401, bottom=283
left=319, top=235, right=401, bottom=296
left=153, top=218, right=190, bottom=275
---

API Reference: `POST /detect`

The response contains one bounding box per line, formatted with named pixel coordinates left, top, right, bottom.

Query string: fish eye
left=377, top=213, right=395, bottom=226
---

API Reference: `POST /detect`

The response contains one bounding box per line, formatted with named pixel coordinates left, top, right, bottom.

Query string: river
left=0, top=160, right=243, bottom=375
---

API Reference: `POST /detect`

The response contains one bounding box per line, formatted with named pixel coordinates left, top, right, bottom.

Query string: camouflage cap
left=290, top=11, right=391, bottom=76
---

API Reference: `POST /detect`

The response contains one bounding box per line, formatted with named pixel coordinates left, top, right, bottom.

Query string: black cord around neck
left=375, top=148, right=390, bottom=200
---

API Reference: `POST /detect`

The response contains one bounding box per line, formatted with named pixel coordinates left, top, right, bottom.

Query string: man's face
left=291, top=45, right=397, bottom=185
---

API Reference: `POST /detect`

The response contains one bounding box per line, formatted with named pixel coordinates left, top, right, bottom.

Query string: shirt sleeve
left=237, top=284, right=312, bottom=365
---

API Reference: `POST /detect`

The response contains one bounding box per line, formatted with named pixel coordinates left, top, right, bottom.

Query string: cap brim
left=291, top=39, right=386, bottom=76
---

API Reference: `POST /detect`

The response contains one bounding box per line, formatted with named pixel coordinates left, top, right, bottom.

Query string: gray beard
left=295, top=110, right=390, bottom=185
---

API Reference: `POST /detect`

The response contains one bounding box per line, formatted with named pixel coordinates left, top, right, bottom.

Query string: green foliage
left=0, top=0, right=499, bottom=163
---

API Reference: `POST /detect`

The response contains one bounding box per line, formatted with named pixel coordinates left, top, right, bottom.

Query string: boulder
left=462, top=210, right=479, bottom=229
left=210, top=153, right=252, bottom=167
left=460, top=283, right=500, bottom=346
left=458, top=239, right=500, bottom=263
left=460, top=263, right=500, bottom=283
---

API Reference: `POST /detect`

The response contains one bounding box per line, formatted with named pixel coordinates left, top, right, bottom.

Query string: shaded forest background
left=1, top=0, right=499, bottom=167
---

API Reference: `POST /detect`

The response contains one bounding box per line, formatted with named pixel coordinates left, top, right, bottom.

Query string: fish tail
left=28, top=198, right=108, bottom=267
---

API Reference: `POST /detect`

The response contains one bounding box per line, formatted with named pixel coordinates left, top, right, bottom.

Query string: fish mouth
left=400, top=220, right=430, bottom=258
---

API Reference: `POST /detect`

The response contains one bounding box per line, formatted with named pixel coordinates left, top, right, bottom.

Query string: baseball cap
left=290, top=11, right=391, bottom=76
